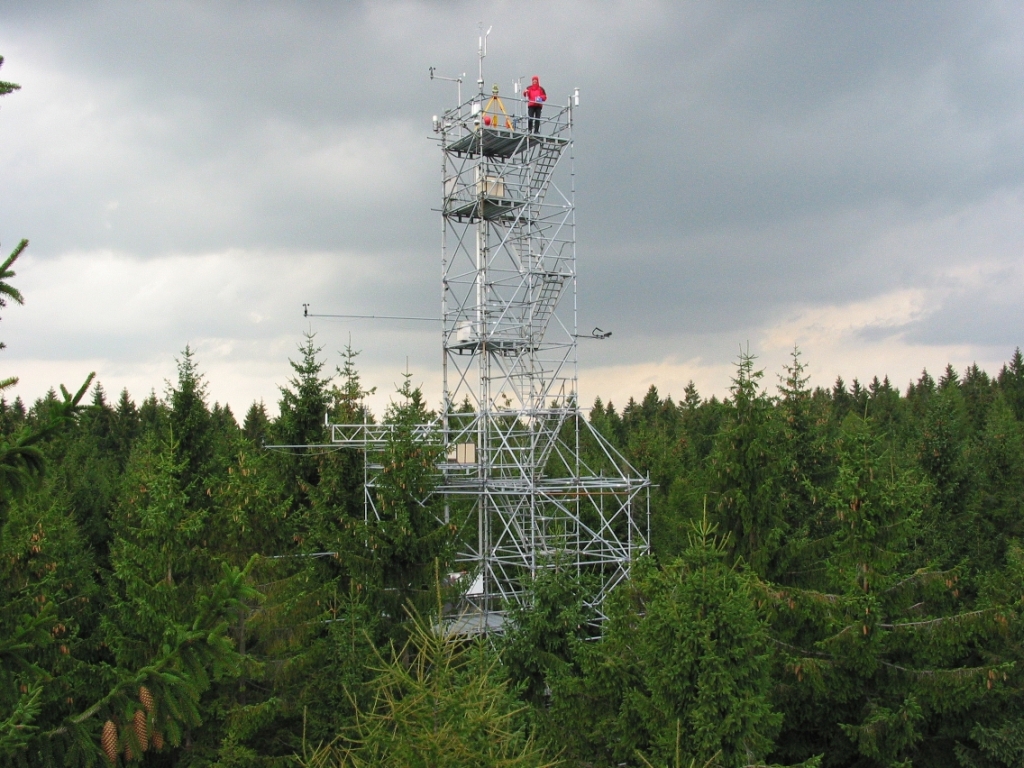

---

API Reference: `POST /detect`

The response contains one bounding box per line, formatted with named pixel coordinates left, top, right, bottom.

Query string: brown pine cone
left=151, top=730, right=164, bottom=751
left=100, top=720, right=118, bottom=764
left=139, top=685, right=155, bottom=714
left=133, top=709, right=149, bottom=752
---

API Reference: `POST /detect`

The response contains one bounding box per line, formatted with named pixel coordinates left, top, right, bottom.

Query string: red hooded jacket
left=524, top=77, right=546, bottom=107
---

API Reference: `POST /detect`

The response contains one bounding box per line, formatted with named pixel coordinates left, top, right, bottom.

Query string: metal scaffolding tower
left=330, top=50, right=649, bottom=633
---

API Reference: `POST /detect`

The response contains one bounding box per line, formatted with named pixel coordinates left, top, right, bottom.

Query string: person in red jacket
left=524, top=75, right=546, bottom=133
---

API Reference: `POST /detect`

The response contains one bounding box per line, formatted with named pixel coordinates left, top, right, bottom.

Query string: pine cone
left=139, top=685, right=155, bottom=714
left=133, top=709, right=149, bottom=752
left=151, top=730, right=164, bottom=751
left=101, top=720, right=118, bottom=764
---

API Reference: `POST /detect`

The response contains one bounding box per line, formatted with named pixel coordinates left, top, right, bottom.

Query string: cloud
left=1, top=1, right=1024, bottom=415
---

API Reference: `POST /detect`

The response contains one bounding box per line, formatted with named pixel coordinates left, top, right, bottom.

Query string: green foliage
left=97, top=432, right=260, bottom=758
left=996, top=349, right=1024, bottom=422
left=615, top=386, right=701, bottom=555
left=762, top=415, right=1013, bottom=768
left=0, top=239, right=27, bottom=354
left=297, top=607, right=556, bottom=768
left=274, top=332, right=333, bottom=512
left=0, top=56, right=19, bottom=99
left=4, top=225, right=1024, bottom=768
left=708, top=351, right=790, bottom=578
left=243, top=400, right=272, bottom=445
left=500, top=558, right=600, bottom=707
left=0, top=492, right=98, bottom=761
left=546, top=517, right=782, bottom=768
left=0, top=237, right=95, bottom=520
left=349, top=375, right=455, bottom=632
left=168, top=345, right=219, bottom=507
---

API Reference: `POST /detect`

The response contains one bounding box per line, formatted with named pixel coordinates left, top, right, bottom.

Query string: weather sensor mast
left=330, top=40, right=649, bottom=633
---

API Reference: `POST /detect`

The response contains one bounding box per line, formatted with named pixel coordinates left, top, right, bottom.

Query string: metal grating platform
left=446, top=127, right=567, bottom=158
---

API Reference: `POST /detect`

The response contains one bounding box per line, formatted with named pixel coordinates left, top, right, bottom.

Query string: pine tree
left=138, top=389, right=167, bottom=436
left=98, top=432, right=258, bottom=763
left=683, top=380, right=701, bottom=411
left=0, top=236, right=122, bottom=763
left=0, top=396, right=26, bottom=436
left=0, top=490, right=99, bottom=762
left=953, top=541, right=1024, bottom=768
left=773, top=349, right=836, bottom=584
left=0, top=240, right=94, bottom=529
left=274, top=332, right=333, bottom=511
left=242, top=400, right=271, bottom=445
left=352, top=374, right=454, bottom=635
left=707, top=351, right=787, bottom=577
left=547, top=517, right=784, bottom=768
left=966, top=394, right=1024, bottom=572
left=0, top=239, right=26, bottom=393
left=333, top=342, right=375, bottom=424
left=299, top=607, right=554, bottom=768
left=308, top=342, right=375, bottom=520
left=916, top=381, right=972, bottom=568
left=167, top=346, right=217, bottom=506
left=767, top=414, right=1010, bottom=767
left=52, top=382, right=121, bottom=562
left=961, top=363, right=996, bottom=436
left=111, top=388, right=140, bottom=468
left=831, top=376, right=854, bottom=422
left=620, top=386, right=692, bottom=557
left=996, top=348, right=1024, bottom=421
left=865, top=374, right=903, bottom=434
left=500, top=557, right=599, bottom=708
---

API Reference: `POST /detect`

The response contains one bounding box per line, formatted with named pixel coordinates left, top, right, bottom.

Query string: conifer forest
left=5, top=49, right=1024, bottom=768
left=4, top=226, right=1024, bottom=767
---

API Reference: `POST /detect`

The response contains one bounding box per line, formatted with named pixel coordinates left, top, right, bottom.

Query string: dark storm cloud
left=568, top=2, right=1024, bottom=351
left=2, top=1, right=1024, bottom=408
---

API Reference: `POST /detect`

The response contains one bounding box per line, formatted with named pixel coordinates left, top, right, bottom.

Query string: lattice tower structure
left=330, top=83, right=649, bottom=633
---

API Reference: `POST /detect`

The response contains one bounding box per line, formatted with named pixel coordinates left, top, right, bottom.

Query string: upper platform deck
left=445, top=127, right=567, bottom=159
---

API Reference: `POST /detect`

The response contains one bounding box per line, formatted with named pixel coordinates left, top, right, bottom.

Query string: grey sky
left=1, top=1, right=1023, bottom=413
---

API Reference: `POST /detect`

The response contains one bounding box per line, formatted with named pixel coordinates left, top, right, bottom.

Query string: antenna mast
left=477, top=23, right=491, bottom=94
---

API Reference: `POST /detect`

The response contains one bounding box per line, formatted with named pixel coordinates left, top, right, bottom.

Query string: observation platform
left=444, top=127, right=568, bottom=158
left=445, top=196, right=522, bottom=222
left=446, top=337, right=531, bottom=356
left=444, top=608, right=505, bottom=636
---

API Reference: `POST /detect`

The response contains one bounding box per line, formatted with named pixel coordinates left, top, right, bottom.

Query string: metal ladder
left=526, top=139, right=564, bottom=207
left=529, top=271, right=566, bottom=345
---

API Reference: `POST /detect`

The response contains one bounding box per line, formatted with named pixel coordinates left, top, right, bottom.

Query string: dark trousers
left=528, top=105, right=542, bottom=133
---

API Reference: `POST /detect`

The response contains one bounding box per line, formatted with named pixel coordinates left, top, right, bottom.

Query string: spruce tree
left=967, top=394, right=1024, bottom=572
left=111, top=388, right=140, bottom=469
left=307, top=342, right=374, bottom=521
left=766, top=413, right=1010, bottom=767
left=167, top=346, right=217, bottom=506
left=352, top=374, right=454, bottom=635
left=547, top=517, right=785, bottom=768
left=99, top=432, right=258, bottom=764
left=274, top=332, right=333, bottom=512
left=960, top=363, right=996, bottom=436
left=242, top=400, right=271, bottom=445
left=300, top=608, right=553, bottom=768
left=996, top=348, right=1024, bottom=421
left=500, top=557, right=599, bottom=708
left=707, top=351, right=787, bottom=578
